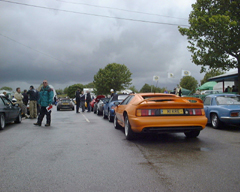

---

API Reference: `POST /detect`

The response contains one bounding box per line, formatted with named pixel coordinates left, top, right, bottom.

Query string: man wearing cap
left=27, top=85, right=38, bottom=119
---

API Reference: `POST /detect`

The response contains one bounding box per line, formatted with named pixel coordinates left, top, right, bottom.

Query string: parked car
left=203, top=94, right=240, bottom=128
left=114, top=93, right=207, bottom=140
left=57, top=98, right=75, bottom=111
left=91, top=95, right=105, bottom=112
left=0, top=96, right=22, bottom=129
left=96, top=98, right=109, bottom=115
left=201, top=90, right=221, bottom=95
left=103, top=94, right=129, bottom=122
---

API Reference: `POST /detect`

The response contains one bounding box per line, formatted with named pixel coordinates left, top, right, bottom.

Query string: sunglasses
left=43, top=82, right=47, bottom=83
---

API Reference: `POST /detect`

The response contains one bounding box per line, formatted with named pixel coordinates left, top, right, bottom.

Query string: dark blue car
left=103, top=94, right=129, bottom=122
left=203, top=94, right=240, bottom=128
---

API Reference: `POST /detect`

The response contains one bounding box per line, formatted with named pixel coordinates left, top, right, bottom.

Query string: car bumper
left=58, top=105, right=73, bottom=109
left=220, top=116, right=240, bottom=125
left=128, top=115, right=207, bottom=133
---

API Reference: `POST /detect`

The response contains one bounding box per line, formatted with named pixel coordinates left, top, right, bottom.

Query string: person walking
left=27, top=85, right=38, bottom=119
left=86, top=91, right=91, bottom=112
left=75, top=88, right=81, bottom=113
left=14, top=87, right=29, bottom=118
left=34, top=80, right=53, bottom=126
left=80, top=91, right=85, bottom=112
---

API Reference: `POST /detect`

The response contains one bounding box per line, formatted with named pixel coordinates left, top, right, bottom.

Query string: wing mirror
left=114, top=101, right=119, bottom=106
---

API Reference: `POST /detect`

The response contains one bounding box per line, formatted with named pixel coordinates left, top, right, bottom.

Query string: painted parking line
left=82, top=114, right=90, bottom=123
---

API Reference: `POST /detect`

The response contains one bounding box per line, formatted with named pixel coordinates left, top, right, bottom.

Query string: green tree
left=63, top=87, right=68, bottom=94
left=180, top=76, right=198, bottom=93
left=200, top=69, right=225, bottom=85
left=94, top=63, right=132, bottom=95
left=140, top=84, right=152, bottom=93
left=55, top=89, right=64, bottom=95
left=84, top=82, right=95, bottom=88
left=0, top=86, right=12, bottom=91
left=67, top=84, right=84, bottom=98
left=179, top=0, right=240, bottom=93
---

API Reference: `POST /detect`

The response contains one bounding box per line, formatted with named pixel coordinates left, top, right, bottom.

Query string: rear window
left=216, top=96, right=240, bottom=105
left=142, top=95, right=176, bottom=99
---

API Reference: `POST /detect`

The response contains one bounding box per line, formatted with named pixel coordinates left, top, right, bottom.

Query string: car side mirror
left=114, top=101, right=119, bottom=106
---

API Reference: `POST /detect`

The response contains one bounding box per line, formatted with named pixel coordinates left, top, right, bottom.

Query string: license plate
left=161, top=109, right=183, bottom=114
left=62, top=103, right=69, bottom=105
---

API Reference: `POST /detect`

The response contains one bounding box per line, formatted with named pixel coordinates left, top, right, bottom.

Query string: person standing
left=75, top=88, right=81, bottom=113
left=22, top=89, right=28, bottom=106
left=86, top=91, right=91, bottom=112
left=34, top=80, right=53, bottom=126
left=110, top=89, right=115, bottom=97
left=80, top=91, right=85, bottom=112
left=14, top=87, right=29, bottom=118
left=27, top=85, right=38, bottom=119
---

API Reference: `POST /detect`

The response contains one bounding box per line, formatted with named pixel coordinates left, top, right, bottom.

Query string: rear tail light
left=231, top=112, right=239, bottom=117
left=185, top=109, right=204, bottom=115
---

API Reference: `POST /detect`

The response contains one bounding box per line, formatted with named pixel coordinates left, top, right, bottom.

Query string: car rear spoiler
left=136, top=97, right=204, bottom=105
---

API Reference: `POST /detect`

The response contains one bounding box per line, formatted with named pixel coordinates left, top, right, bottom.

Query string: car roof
left=206, top=94, right=239, bottom=97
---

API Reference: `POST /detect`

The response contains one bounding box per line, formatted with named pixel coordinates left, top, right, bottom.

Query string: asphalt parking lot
left=0, top=107, right=239, bottom=192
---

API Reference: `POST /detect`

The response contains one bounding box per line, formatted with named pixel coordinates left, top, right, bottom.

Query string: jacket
left=38, top=85, right=53, bottom=107
left=80, top=94, right=85, bottom=101
left=27, top=89, right=38, bottom=101
left=86, top=93, right=91, bottom=103
left=14, top=92, right=23, bottom=104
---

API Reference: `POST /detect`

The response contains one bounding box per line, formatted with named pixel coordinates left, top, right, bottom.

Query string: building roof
left=208, top=70, right=238, bottom=82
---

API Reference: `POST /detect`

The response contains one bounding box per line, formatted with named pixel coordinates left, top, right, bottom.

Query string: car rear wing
left=136, top=97, right=204, bottom=105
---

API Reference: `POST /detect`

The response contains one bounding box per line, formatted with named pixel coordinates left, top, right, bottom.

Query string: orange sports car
left=113, top=93, right=207, bottom=140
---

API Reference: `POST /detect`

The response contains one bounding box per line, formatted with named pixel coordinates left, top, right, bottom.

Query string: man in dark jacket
left=34, top=80, right=53, bottom=126
left=86, top=91, right=91, bottom=112
left=75, top=88, right=81, bottom=113
left=27, top=85, right=38, bottom=119
left=22, top=89, right=28, bottom=106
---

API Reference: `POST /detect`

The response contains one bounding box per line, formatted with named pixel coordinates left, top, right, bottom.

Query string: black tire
left=124, top=115, right=135, bottom=140
left=108, top=110, right=113, bottom=122
left=94, top=106, right=97, bottom=114
left=0, top=113, right=6, bottom=130
left=102, top=109, right=107, bottom=119
left=14, top=112, right=22, bottom=123
left=72, top=107, right=74, bottom=111
left=184, top=130, right=200, bottom=138
left=57, top=107, right=60, bottom=111
left=211, top=113, right=221, bottom=129
left=114, top=115, right=121, bottom=129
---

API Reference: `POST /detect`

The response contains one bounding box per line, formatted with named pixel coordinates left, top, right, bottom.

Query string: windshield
left=216, top=96, right=240, bottom=105
left=61, top=99, right=70, bottom=103
left=118, top=95, right=129, bottom=101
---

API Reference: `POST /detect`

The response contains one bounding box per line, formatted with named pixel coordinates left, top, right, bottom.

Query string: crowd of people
left=1, top=79, right=54, bottom=127
left=75, top=89, right=92, bottom=113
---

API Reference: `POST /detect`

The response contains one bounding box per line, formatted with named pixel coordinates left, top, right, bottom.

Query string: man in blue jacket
left=34, top=80, right=53, bottom=126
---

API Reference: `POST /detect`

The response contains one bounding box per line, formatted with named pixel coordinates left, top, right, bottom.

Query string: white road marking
left=82, top=114, right=90, bottom=122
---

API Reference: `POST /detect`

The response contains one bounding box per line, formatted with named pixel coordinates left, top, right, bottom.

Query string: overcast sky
left=0, top=0, right=207, bottom=91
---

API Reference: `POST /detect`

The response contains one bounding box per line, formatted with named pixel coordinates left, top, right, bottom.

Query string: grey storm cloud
left=0, top=0, right=204, bottom=91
